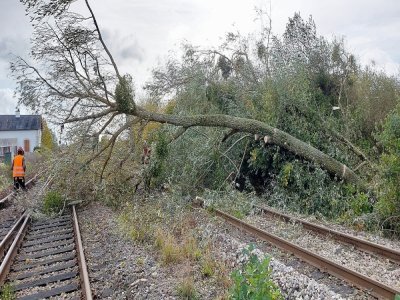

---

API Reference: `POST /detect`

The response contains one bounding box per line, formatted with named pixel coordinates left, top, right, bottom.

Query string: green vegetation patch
left=229, top=245, right=282, bottom=300
left=42, top=190, right=64, bottom=215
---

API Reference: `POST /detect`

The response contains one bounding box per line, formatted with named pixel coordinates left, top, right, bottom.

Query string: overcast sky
left=0, top=0, right=399, bottom=115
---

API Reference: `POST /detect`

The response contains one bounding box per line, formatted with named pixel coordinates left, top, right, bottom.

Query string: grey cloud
left=0, top=88, right=30, bottom=114
left=0, top=0, right=32, bottom=81
left=120, top=43, right=145, bottom=62
left=102, top=29, right=145, bottom=64
left=0, top=38, right=15, bottom=60
left=0, top=88, right=17, bottom=114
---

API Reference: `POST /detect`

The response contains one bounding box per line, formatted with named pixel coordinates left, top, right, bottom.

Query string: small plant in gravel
left=136, top=257, right=145, bottom=267
left=201, top=255, right=217, bottom=278
left=155, top=227, right=182, bottom=265
left=199, top=245, right=217, bottom=278
left=229, top=245, right=282, bottom=300
left=118, top=203, right=160, bottom=243
left=0, top=284, right=16, bottom=300
left=42, top=190, right=64, bottom=215
left=182, top=234, right=201, bottom=261
left=216, top=261, right=232, bottom=290
left=177, top=277, right=198, bottom=300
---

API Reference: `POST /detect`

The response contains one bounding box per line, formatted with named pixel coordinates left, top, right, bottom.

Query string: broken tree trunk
left=134, top=106, right=366, bottom=189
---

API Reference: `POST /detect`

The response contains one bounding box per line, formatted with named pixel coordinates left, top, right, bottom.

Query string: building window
left=24, top=139, right=30, bottom=152
left=0, top=146, right=11, bottom=156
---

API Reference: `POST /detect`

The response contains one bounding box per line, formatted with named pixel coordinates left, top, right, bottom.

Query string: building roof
left=0, top=115, right=42, bottom=131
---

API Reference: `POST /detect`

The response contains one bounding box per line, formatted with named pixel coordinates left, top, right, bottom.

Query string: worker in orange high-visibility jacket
left=11, top=147, right=26, bottom=190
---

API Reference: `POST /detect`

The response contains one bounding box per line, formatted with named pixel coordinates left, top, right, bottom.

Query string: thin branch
left=221, top=153, right=239, bottom=173
left=354, top=161, right=367, bottom=172
left=167, top=127, right=188, bottom=144
left=222, top=134, right=252, bottom=156
left=221, top=129, right=239, bottom=143
left=19, top=58, right=72, bottom=99
left=95, top=112, right=119, bottom=136
left=85, top=123, right=129, bottom=165
left=64, top=107, right=116, bottom=123
left=100, top=137, right=117, bottom=181
left=234, top=140, right=249, bottom=183
left=64, top=98, right=82, bottom=121
left=85, top=0, right=121, bottom=80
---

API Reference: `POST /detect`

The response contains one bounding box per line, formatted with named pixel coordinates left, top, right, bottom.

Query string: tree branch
left=85, top=0, right=122, bottom=80
left=64, top=107, right=116, bottom=123
left=133, top=106, right=365, bottom=188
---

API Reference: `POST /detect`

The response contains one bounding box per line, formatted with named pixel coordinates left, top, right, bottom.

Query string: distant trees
left=41, top=120, right=56, bottom=150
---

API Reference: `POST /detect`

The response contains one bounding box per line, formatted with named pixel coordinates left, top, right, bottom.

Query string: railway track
left=253, top=204, right=400, bottom=264
left=0, top=206, right=92, bottom=299
left=195, top=197, right=400, bottom=299
left=0, top=176, right=37, bottom=208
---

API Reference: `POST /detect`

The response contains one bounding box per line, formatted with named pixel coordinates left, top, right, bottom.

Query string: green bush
left=42, top=191, right=64, bottom=215
left=375, top=105, right=400, bottom=234
left=0, top=284, right=15, bottom=300
left=229, top=246, right=282, bottom=300
left=0, top=163, right=12, bottom=190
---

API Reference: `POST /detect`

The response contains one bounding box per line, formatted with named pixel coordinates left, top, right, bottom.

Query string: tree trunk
left=134, top=106, right=365, bottom=189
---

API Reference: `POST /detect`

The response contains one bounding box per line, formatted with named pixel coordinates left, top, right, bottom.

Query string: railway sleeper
left=1, top=207, right=92, bottom=300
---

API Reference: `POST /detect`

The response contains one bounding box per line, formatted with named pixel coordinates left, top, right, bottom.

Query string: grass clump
left=118, top=203, right=160, bottom=243
left=201, top=256, right=216, bottom=278
left=177, top=277, right=198, bottom=300
left=182, top=235, right=201, bottom=261
left=155, top=228, right=182, bottom=265
left=42, top=191, right=64, bottom=215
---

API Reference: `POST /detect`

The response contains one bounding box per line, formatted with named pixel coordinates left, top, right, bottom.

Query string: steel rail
left=0, top=175, right=37, bottom=207
left=215, top=208, right=400, bottom=299
left=0, top=214, right=30, bottom=286
left=254, top=204, right=400, bottom=264
left=72, top=205, right=93, bottom=300
left=0, top=213, right=26, bottom=259
left=193, top=196, right=400, bottom=300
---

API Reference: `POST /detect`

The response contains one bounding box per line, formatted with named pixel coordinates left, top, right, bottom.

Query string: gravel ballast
left=76, top=199, right=382, bottom=299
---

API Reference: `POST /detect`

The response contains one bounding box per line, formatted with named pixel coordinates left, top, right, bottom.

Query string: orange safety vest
left=13, top=155, right=25, bottom=178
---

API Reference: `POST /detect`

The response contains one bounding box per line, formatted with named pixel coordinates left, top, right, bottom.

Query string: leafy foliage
left=43, top=190, right=64, bottom=215
left=41, top=120, right=56, bottom=150
left=229, top=245, right=282, bottom=300
left=0, top=284, right=15, bottom=300
left=115, top=75, right=135, bottom=113
left=375, top=105, right=400, bottom=234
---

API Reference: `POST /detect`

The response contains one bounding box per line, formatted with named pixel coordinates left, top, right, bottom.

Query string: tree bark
left=134, top=106, right=365, bottom=189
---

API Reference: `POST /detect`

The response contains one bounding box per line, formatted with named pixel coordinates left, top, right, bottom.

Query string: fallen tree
left=14, top=0, right=365, bottom=188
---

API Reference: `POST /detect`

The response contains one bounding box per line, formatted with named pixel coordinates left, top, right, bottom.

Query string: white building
left=0, top=110, right=42, bottom=157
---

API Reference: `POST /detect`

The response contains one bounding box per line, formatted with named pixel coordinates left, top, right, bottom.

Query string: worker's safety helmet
left=17, top=147, right=24, bottom=155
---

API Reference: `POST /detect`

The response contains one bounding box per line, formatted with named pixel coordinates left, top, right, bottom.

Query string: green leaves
left=43, top=190, right=64, bottom=215
left=115, top=74, right=135, bottom=113
left=375, top=105, right=400, bottom=234
left=229, top=245, right=282, bottom=300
